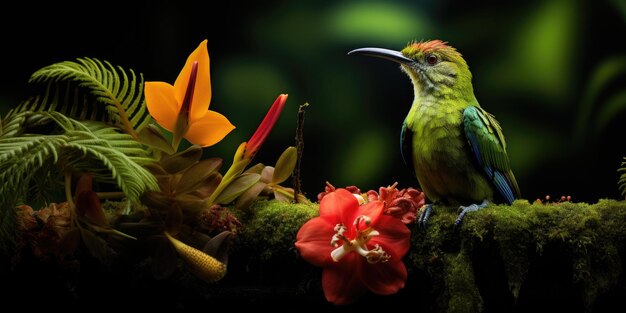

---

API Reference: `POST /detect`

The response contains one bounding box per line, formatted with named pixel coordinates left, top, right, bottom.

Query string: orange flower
left=145, top=40, right=235, bottom=148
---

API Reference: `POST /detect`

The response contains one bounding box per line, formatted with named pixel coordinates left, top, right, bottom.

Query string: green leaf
left=9, top=58, right=151, bottom=135
left=619, top=158, right=626, bottom=198
left=174, top=193, right=209, bottom=215
left=141, top=191, right=174, bottom=212
left=177, top=158, right=223, bottom=194
left=203, top=231, right=233, bottom=265
left=273, top=186, right=295, bottom=203
left=272, top=146, right=297, bottom=184
left=160, top=145, right=203, bottom=174
left=234, top=181, right=267, bottom=212
left=243, top=163, right=266, bottom=175
left=137, top=124, right=175, bottom=154
left=214, top=173, right=261, bottom=205
left=0, top=111, right=159, bottom=245
left=79, top=226, right=118, bottom=265
left=190, top=173, right=222, bottom=200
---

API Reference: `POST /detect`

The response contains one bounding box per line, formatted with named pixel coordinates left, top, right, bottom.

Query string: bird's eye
left=426, top=54, right=438, bottom=65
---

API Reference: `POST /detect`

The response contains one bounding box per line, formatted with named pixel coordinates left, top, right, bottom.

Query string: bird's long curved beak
left=348, top=47, right=413, bottom=64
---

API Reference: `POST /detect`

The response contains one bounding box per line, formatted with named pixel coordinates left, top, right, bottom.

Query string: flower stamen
left=330, top=216, right=390, bottom=264
left=331, top=224, right=349, bottom=247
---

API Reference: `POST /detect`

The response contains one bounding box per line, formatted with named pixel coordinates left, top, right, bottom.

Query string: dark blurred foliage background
left=1, top=0, right=625, bottom=203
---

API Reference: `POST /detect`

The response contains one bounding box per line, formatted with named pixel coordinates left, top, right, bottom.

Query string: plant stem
left=64, top=171, right=78, bottom=223
left=96, top=192, right=126, bottom=199
left=206, top=143, right=249, bottom=206
left=64, top=171, right=75, bottom=210
left=112, top=99, right=138, bottom=139
left=293, top=103, right=308, bottom=203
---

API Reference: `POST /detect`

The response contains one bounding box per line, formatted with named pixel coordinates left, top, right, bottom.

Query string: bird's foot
left=418, top=204, right=433, bottom=229
left=454, top=200, right=489, bottom=226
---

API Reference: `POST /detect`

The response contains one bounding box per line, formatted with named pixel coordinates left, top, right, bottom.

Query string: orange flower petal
left=184, top=110, right=235, bottom=147
left=144, top=81, right=178, bottom=132
left=174, top=39, right=212, bottom=122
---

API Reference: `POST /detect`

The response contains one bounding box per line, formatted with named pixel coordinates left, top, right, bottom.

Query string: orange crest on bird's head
left=401, top=40, right=464, bottom=65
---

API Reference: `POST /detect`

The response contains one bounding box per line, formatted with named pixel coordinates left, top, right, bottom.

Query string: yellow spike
left=164, top=232, right=227, bottom=283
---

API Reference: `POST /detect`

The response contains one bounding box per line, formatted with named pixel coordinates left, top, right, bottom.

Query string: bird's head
left=349, top=40, right=473, bottom=98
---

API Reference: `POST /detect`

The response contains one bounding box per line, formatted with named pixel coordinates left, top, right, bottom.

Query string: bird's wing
left=400, top=119, right=414, bottom=172
left=463, top=106, right=521, bottom=204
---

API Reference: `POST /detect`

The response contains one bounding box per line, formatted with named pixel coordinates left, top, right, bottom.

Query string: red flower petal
left=371, top=215, right=411, bottom=258
left=245, top=94, right=287, bottom=159
left=295, top=217, right=335, bottom=267
left=357, top=200, right=384, bottom=229
left=322, top=253, right=368, bottom=305
left=76, top=190, right=107, bottom=227
left=361, top=217, right=409, bottom=296
left=360, top=257, right=408, bottom=295
left=318, top=189, right=359, bottom=225
left=174, top=39, right=212, bottom=121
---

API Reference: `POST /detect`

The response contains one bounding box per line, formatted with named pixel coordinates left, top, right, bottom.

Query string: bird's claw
left=454, top=199, right=489, bottom=226
left=418, top=204, right=433, bottom=229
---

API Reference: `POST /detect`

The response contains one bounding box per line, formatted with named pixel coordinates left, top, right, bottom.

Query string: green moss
left=444, top=251, right=483, bottom=313
left=409, top=199, right=626, bottom=312
left=233, top=200, right=318, bottom=261
left=232, top=199, right=625, bottom=311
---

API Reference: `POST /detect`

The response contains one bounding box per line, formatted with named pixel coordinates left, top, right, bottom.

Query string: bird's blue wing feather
left=463, top=106, right=521, bottom=204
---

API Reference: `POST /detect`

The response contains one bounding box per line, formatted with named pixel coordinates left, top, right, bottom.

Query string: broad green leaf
left=79, top=227, right=118, bottom=265
left=272, top=146, right=297, bottom=184
left=141, top=191, right=174, bottom=211
left=161, top=145, right=203, bottom=174
left=138, top=124, right=175, bottom=154
left=273, top=185, right=295, bottom=203
left=243, top=163, right=265, bottom=175
left=175, top=193, right=209, bottom=215
left=177, top=158, right=223, bottom=194
left=234, top=181, right=267, bottom=212
left=203, top=231, right=233, bottom=265
left=214, top=173, right=261, bottom=205
left=144, top=163, right=168, bottom=175
left=190, top=173, right=222, bottom=199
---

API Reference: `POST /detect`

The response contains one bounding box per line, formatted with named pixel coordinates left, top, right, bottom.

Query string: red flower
left=244, top=94, right=288, bottom=159
left=295, top=188, right=410, bottom=305
left=317, top=181, right=362, bottom=202
left=366, top=182, right=425, bottom=224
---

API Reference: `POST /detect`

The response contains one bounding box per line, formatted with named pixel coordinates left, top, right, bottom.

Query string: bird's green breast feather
left=405, top=99, right=495, bottom=204
left=407, top=99, right=466, bottom=163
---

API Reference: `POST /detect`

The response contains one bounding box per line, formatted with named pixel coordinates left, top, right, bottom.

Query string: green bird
left=349, top=40, right=521, bottom=226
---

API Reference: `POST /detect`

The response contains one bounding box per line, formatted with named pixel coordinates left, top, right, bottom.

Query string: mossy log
left=226, top=199, right=626, bottom=312
left=3, top=199, right=625, bottom=312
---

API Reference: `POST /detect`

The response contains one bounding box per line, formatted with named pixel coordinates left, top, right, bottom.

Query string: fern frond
left=8, top=58, right=152, bottom=136
left=619, top=157, right=626, bottom=198
left=0, top=112, right=158, bottom=252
